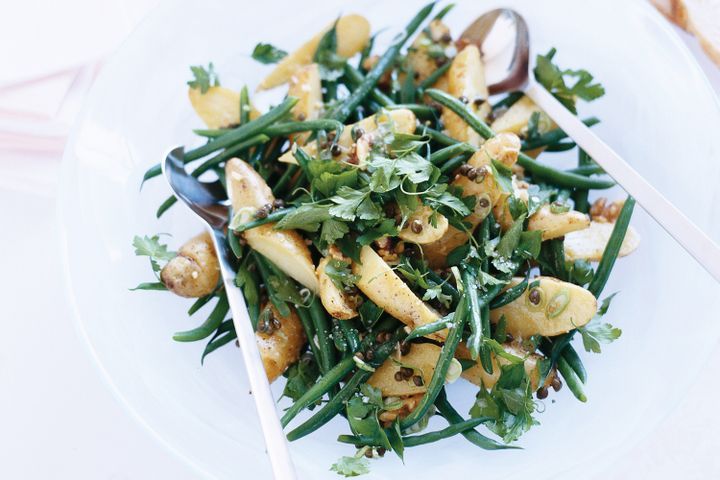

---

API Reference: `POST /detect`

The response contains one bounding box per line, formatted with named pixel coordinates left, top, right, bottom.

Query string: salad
left=133, top=2, right=640, bottom=476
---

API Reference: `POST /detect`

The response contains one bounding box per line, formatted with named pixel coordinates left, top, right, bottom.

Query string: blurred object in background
left=0, top=0, right=158, bottom=154
left=651, top=0, right=720, bottom=66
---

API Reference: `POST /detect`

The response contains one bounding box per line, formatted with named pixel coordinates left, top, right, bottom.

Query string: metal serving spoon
left=461, top=9, right=720, bottom=282
left=162, top=147, right=298, bottom=480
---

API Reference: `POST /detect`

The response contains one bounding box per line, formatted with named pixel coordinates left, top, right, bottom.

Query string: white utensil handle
left=525, top=80, right=720, bottom=283
left=211, top=233, right=298, bottom=480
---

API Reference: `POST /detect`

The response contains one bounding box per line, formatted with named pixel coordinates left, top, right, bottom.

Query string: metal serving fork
left=162, top=147, right=298, bottom=480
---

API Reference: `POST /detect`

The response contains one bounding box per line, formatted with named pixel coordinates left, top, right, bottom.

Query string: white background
left=1, top=1, right=719, bottom=478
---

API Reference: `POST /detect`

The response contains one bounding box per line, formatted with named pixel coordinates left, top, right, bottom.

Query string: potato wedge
left=490, top=95, right=555, bottom=135
left=288, top=63, right=323, bottom=144
left=353, top=246, right=443, bottom=339
left=528, top=205, right=591, bottom=241
left=564, top=221, right=640, bottom=262
left=317, top=256, right=358, bottom=320
left=406, top=19, right=453, bottom=82
left=423, top=133, right=521, bottom=267
left=278, top=109, right=417, bottom=165
left=225, top=158, right=318, bottom=292
left=398, top=205, right=449, bottom=244
left=368, top=343, right=442, bottom=396
left=189, top=86, right=240, bottom=129
left=491, top=276, right=597, bottom=338
left=442, top=45, right=491, bottom=146
left=258, top=14, right=371, bottom=90
left=160, top=232, right=220, bottom=298
left=257, top=303, right=306, bottom=382
left=456, top=342, right=555, bottom=390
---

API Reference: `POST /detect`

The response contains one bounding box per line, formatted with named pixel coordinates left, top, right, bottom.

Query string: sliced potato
left=490, top=276, right=597, bottom=338
left=528, top=205, right=591, bottom=241
left=442, top=45, right=491, bottom=146
left=398, top=205, right=449, bottom=244
left=225, top=158, right=318, bottom=292
left=257, top=304, right=306, bottom=382
left=406, top=19, right=453, bottom=82
left=490, top=95, right=555, bottom=135
left=258, top=14, right=371, bottom=90
left=288, top=63, right=323, bottom=144
left=317, top=255, right=358, bottom=320
left=278, top=109, right=417, bottom=165
left=423, top=133, right=521, bottom=267
left=564, top=221, right=640, bottom=262
left=160, top=232, right=220, bottom=298
left=368, top=343, right=442, bottom=396
left=353, top=246, right=443, bottom=339
left=189, top=86, right=240, bottom=129
left=456, top=342, right=555, bottom=391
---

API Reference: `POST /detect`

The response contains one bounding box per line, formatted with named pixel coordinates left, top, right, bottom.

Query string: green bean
left=478, top=219, right=493, bottom=373
left=462, top=269, right=483, bottom=362
left=327, top=2, right=435, bottom=121
left=342, top=64, right=394, bottom=107
left=266, top=119, right=344, bottom=138
left=416, top=61, right=452, bottom=93
left=425, top=88, right=494, bottom=139
left=231, top=207, right=296, bottom=232
left=435, top=388, right=515, bottom=450
left=544, top=141, right=576, bottom=152
left=420, top=126, right=458, bottom=147
left=517, top=153, right=615, bottom=189
left=337, top=417, right=491, bottom=448
left=291, top=146, right=313, bottom=176
left=491, top=91, right=523, bottom=111
left=429, top=142, right=475, bottom=165
left=489, top=270, right=529, bottom=309
left=187, top=289, right=219, bottom=316
left=196, top=119, right=345, bottom=140
left=227, top=222, right=244, bottom=258
left=309, top=296, right=335, bottom=373
left=387, top=103, right=437, bottom=118
left=432, top=2, right=455, bottom=21
left=542, top=238, right=568, bottom=281
left=240, top=85, right=250, bottom=125
left=566, top=164, right=604, bottom=176
left=338, top=319, right=361, bottom=353
left=561, top=344, right=587, bottom=384
left=521, top=117, right=599, bottom=150
left=173, top=292, right=229, bottom=342
left=253, top=252, right=291, bottom=317
left=185, top=97, right=297, bottom=162
left=191, top=134, right=270, bottom=177
left=400, top=296, right=469, bottom=430
left=295, top=305, right=322, bottom=360
left=155, top=195, right=177, bottom=218
left=405, top=316, right=451, bottom=341
left=281, top=356, right=356, bottom=427
left=557, top=356, right=587, bottom=402
left=286, top=329, right=407, bottom=440
left=141, top=163, right=162, bottom=187
left=272, top=165, right=300, bottom=196
left=201, top=322, right=237, bottom=364
left=572, top=149, right=593, bottom=213
left=439, top=155, right=465, bottom=174
left=588, top=197, right=635, bottom=297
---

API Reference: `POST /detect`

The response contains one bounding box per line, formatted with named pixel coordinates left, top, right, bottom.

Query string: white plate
left=59, top=0, right=720, bottom=478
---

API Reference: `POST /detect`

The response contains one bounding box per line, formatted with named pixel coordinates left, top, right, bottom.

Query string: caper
left=546, top=290, right=570, bottom=318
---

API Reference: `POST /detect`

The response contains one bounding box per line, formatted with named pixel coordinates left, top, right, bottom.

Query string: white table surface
left=2, top=8, right=719, bottom=480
